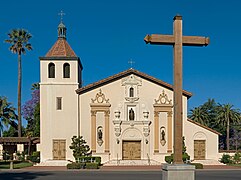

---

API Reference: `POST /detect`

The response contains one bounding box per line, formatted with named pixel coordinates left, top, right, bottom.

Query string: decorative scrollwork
left=154, top=90, right=172, bottom=105
left=91, top=89, right=109, bottom=104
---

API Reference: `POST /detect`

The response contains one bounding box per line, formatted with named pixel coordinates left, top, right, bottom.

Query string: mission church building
left=38, top=21, right=221, bottom=166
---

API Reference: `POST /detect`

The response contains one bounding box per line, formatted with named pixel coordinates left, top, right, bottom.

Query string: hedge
left=189, top=163, right=203, bottom=169
left=85, top=162, right=99, bottom=169
left=67, top=162, right=86, bottom=169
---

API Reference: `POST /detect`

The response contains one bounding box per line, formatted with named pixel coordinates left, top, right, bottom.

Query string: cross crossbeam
left=144, top=34, right=209, bottom=46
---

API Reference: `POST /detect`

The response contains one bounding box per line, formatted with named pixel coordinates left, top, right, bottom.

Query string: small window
left=63, top=63, right=70, bottom=78
left=129, top=87, right=134, bottom=97
left=56, top=97, right=62, bottom=110
left=48, top=63, right=55, bottom=78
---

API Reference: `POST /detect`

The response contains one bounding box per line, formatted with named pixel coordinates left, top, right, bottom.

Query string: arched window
left=63, top=63, right=70, bottom=78
left=48, top=63, right=55, bottom=78
left=129, top=87, right=134, bottom=97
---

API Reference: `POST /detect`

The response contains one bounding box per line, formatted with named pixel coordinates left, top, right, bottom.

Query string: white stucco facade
left=39, top=63, right=220, bottom=164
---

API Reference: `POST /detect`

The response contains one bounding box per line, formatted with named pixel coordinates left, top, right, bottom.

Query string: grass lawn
left=229, top=164, right=241, bottom=167
left=0, top=161, right=33, bottom=169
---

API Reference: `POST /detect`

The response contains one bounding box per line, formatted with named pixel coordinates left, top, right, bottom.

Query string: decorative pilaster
left=90, top=89, right=111, bottom=154
left=104, top=110, right=110, bottom=152
left=91, top=110, right=97, bottom=152
left=167, top=111, right=173, bottom=153
left=0, top=144, right=3, bottom=160
left=154, top=111, right=159, bottom=153
left=153, top=90, right=173, bottom=154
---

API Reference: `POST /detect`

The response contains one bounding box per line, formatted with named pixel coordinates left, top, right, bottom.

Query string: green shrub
left=85, top=162, right=99, bottom=169
left=233, top=152, right=241, bottom=164
left=165, top=155, right=173, bottom=164
left=95, top=157, right=101, bottom=165
left=2, top=151, right=10, bottom=161
left=28, top=151, right=40, bottom=163
left=189, top=163, right=203, bottom=169
left=16, top=152, right=25, bottom=161
left=67, top=162, right=81, bottom=169
left=220, top=154, right=233, bottom=164
left=182, top=153, right=190, bottom=162
left=67, top=162, right=86, bottom=169
left=165, top=153, right=190, bottom=164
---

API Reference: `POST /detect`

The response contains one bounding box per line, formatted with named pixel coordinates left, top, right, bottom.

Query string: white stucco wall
left=39, top=58, right=80, bottom=162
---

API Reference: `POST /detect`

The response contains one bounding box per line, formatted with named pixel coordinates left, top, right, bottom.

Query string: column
left=0, top=144, right=3, bottom=160
left=167, top=111, right=173, bottom=153
left=17, top=144, right=24, bottom=153
left=91, top=110, right=97, bottom=152
left=154, top=111, right=159, bottom=153
left=104, top=110, right=110, bottom=153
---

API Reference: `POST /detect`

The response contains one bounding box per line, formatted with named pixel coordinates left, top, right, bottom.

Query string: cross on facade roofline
left=128, top=59, right=135, bottom=68
left=58, top=10, right=65, bottom=23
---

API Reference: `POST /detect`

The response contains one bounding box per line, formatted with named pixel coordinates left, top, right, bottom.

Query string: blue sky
left=1, top=0, right=241, bottom=126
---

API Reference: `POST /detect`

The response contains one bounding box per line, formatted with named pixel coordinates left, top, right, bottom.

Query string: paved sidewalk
left=18, top=164, right=241, bottom=171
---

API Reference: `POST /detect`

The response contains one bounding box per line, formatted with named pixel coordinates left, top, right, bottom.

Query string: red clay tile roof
left=187, top=119, right=222, bottom=135
left=0, top=137, right=40, bottom=144
left=76, top=68, right=192, bottom=98
left=45, top=38, right=77, bottom=57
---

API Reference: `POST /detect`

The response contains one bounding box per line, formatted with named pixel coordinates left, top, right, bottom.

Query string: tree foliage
left=188, top=99, right=241, bottom=150
left=0, top=96, right=18, bottom=136
left=22, top=83, right=40, bottom=137
left=69, top=136, right=91, bottom=159
left=5, top=29, right=32, bottom=137
left=216, top=103, right=241, bottom=150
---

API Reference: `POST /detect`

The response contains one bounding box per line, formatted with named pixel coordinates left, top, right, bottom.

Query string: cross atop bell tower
left=58, top=10, right=67, bottom=39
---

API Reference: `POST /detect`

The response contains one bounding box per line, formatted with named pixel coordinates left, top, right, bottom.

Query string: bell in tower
left=58, top=22, right=67, bottom=39
left=57, top=10, right=67, bottom=39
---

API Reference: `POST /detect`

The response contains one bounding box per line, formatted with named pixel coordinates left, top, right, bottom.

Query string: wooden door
left=53, top=140, right=66, bottom=160
left=122, top=141, right=141, bottom=160
left=194, top=140, right=205, bottom=160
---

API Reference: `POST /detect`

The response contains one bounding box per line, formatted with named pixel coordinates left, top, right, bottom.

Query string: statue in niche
left=129, top=108, right=135, bottom=121
left=161, top=130, right=165, bottom=141
left=98, top=128, right=103, bottom=140
left=160, top=127, right=166, bottom=146
left=97, top=126, right=103, bottom=146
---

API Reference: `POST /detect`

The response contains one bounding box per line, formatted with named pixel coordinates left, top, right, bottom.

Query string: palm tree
left=201, top=98, right=217, bottom=128
left=188, top=107, right=210, bottom=126
left=5, top=29, right=32, bottom=137
left=0, top=96, right=18, bottom=137
left=216, top=103, right=241, bottom=150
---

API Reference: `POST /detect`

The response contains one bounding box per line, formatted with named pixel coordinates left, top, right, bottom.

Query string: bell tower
left=39, top=14, right=83, bottom=163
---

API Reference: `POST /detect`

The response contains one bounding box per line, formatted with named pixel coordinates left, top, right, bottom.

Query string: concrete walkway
left=18, top=164, right=241, bottom=171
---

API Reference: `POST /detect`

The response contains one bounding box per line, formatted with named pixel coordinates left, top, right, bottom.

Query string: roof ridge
left=187, top=118, right=222, bottom=135
left=76, top=68, right=192, bottom=98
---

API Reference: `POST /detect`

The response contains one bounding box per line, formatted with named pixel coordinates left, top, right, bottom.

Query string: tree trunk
left=18, top=54, right=22, bottom=137
left=28, top=137, right=31, bottom=156
left=226, top=116, right=230, bottom=150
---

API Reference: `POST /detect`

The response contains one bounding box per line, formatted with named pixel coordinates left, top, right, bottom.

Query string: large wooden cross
left=144, top=15, right=209, bottom=164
